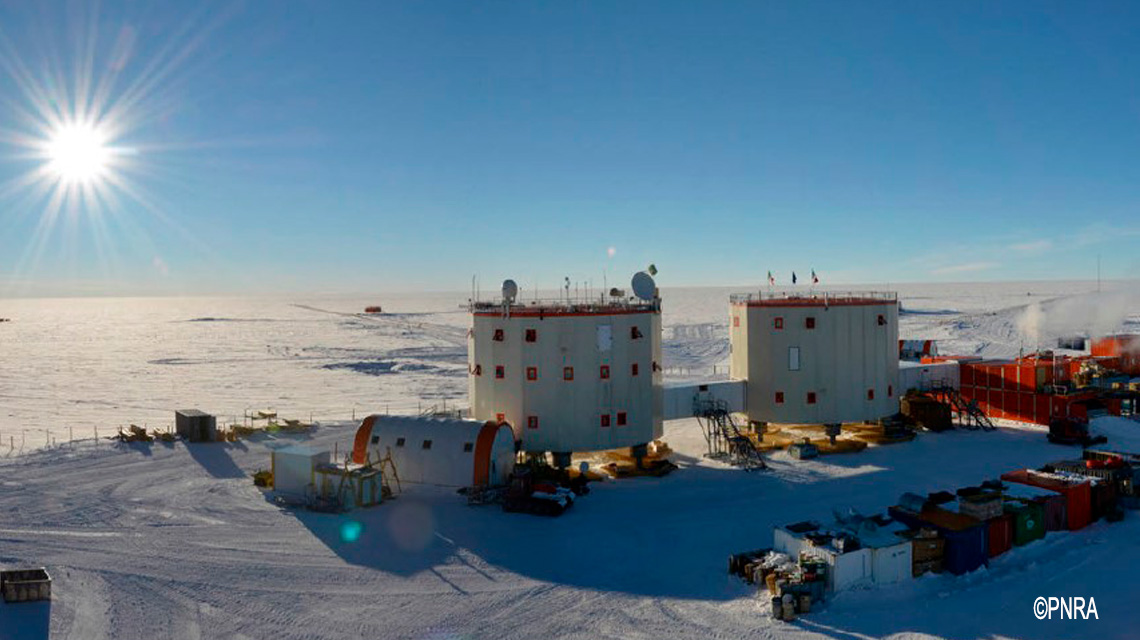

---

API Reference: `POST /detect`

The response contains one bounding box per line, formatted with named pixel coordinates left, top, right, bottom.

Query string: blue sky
left=1, top=1, right=1138, bottom=295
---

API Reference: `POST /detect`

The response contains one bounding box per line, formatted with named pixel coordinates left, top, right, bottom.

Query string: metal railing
left=729, top=290, right=897, bottom=304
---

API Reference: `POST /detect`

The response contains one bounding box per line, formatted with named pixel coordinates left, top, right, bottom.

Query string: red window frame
left=775, top=391, right=784, bottom=405
left=806, top=392, right=817, bottom=405
left=526, top=366, right=538, bottom=381
left=888, top=385, right=893, bottom=398
left=472, top=364, right=482, bottom=376
left=774, top=317, right=784, bottom=330
left=495, top=365, right=504, bottom=379
left=630, top=326, right=643, bottom=339
left=733, top=316, right=740, bottom=327
left=493, top=328, right=504, bottom=342
left=600, top=414, right=611, bottom=428
left=616, top=411, right=627, bottom=426
left=563, top=366, right=574, bottom=381
left=867, top=388, right=875, bottom=400
left=527, top=415, right=538, bottom=430
left=805, top=317, right=816, bottom=329
left=877, top=314, right=886, bottom=326
left=631, top=363, right=639, bottom=376
left=525, top=328, right=537, bottom=342
left=600, top=365, right=610, bottom=379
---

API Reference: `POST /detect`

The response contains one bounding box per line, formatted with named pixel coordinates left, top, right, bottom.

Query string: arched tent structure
left=352, top=415, right=516, bottom=488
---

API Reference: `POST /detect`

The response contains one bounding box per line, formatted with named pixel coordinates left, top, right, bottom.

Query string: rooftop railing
left=729, top=290, right=897, bottom=304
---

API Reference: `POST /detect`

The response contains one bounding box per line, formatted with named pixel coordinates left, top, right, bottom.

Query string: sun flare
left=45, top=122, right=112, bottom=185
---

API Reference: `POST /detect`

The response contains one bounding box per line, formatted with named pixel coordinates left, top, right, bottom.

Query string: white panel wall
left=899, top=361, right=960, bottom=393
left=663, top=379, right=746, bottom=420
left=731, top=300, right=900, bottom=424
left=469, top=308, right=663, bottom=453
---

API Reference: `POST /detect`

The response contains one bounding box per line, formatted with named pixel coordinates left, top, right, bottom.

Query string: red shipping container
left=961, top=365, right=975, bottom=386
left=987, top=513, right=1014, bottom=557
left=1035, top=395, right=1051, bottom=425
left=1002, top=469, right=1092, bottom=530
left=1002, top=364, right=1018, bottom=391
left=1002, top=391, right=1018, bottom=419
left=1018, top=393, right=1035, bottom=424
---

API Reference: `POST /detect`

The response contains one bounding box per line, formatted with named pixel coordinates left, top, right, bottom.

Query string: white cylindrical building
left=468, top=281, right=664, bottom=462
left=729, top=291, right=899, bottom=425
left=351, top=415, right=516, bottom=487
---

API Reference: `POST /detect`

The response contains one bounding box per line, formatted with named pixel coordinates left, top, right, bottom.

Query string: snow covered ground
left=2, top=281, right=1136, bottom=446
left=1, top=280, right=1139, bottom=639
left=1, top=418, right=1137, bottom=639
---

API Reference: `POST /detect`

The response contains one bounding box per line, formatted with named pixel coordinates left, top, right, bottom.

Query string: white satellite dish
left=631, top=271, right=656, bottom=301
left=502, top=279, right=518, bottom=303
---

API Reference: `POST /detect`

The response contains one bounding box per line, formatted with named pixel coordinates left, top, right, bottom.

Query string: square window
left=463, top=442, right=473, bottom=452
left=563, top=366, right=574, bottom=381
left=806, top=392, right=817, bottom=405
left=600, top=414, right=611, bottom=427
left=493, top=328, right=504, bottom=342
left=806, top=317, right=816, bottom=329
left=495, top=365, right=505, bottom=379
left=733, top=316, right=740, bottom=328
left=473, top=364, right=482, bottom=376
left=617, top=412, right=627, bottom=426
left=600, top=365, right=610, bottom=379
left=526, top=366, right=538, bottom=381
left=631, top=363, right=639, bottom=376
left=867, top=388, right=875, bottom=400
left=396, top=437, right=406, bottom=447
left=630, top=326, right=643, bottom=339
left=527, top=415, right=539, bottom=430
left=422, top=440, right=432, bottom=450
left=774, top=317, right=784, bottom=330
left=888, top=385, right=893, bottom=398
left=495, top=413, right=505, bottom=423
left=877, top=314, right=886, bottom=326
left=775, top=392, right=784, bottom=404
left=525, top=328, right=537, bottom=342
left=371, top=435, right=379, bottom=444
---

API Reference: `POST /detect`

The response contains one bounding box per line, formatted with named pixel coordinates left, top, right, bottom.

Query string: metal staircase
left=929, top=382, right=996, bottom=431
left=694, top=398, right=767, bottom=471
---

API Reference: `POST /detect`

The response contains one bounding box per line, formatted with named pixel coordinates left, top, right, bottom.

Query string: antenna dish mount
left=631, top=271, right=656, bottom=301
left=501, top=279, right=518, bottom=303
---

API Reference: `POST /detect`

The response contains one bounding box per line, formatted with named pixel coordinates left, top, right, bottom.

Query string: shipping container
left=1003, top=499, right=1046, bottom=546
left=888, top=506, right=988, bottom=575
left=986, top=513, right=1014, bottom=557
left=1002, top=469, right=1092, bottom=530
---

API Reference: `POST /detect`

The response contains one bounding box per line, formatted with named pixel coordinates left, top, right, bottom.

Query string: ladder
left=929, top=382, right=996, bottom=431
left=694, top=398, right=767, bottom=470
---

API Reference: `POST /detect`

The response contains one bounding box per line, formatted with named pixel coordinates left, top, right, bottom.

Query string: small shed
left=175, top=409, right=217, bottom=442
left=272, top=446, right=330, bottom=501
left=773, top=515, right=912, bottom=592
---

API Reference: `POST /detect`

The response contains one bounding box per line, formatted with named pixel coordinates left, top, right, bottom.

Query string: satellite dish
left=502, top=279, right=518, bottom=303
left=631, top=271, right=656, bottom=301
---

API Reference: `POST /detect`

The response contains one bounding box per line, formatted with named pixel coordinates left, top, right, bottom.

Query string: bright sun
left=46, top=123, right=111, bottom=185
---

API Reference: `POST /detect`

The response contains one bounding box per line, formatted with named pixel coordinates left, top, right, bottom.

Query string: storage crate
left=913, top=558, right=943, bottom=577
left=1, top=568, right=51, bottom=603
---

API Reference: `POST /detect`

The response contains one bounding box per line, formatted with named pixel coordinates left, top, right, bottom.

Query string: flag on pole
left=767, top=270, right=775, bottom=286
left=811, top=269, right=819, bottom=285
left=792, top=271, right=798, bottom=285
